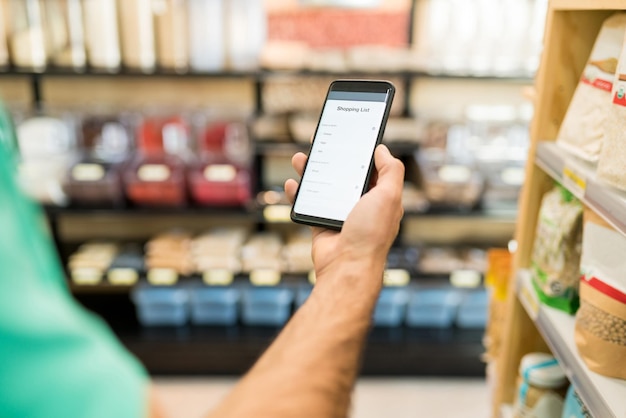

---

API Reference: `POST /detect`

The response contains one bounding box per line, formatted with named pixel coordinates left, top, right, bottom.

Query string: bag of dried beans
left=575, top=208, right=626, bottom=379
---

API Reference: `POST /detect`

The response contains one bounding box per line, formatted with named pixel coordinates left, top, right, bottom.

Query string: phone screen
left=293, top=84, right=393, bottom=226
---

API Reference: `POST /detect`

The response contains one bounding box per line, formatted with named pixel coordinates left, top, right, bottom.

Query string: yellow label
left=263, top=205, right=292, bottom=223
left=147, top=268, right=178, bottom=285
left=108, top=268, right=139, bottom=285
left=562, top=166, right=586, bottom=198
left=383, top=269, right=410, bottom=286
left=203, top=269, right=234, bottom=286
left=250, top=269, right=281, bottom=286
left=308, top=270, right=317, bottom=285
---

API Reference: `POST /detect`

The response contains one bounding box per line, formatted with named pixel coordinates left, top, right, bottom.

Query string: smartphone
left=290, top=80, right=395, bottom=230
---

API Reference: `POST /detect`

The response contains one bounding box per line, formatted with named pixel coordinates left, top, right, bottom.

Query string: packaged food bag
left=575, top=208, right=626, bottom=379
left=531, top=185, right=583, bottom=314
left=598, top=30, right=626, bottom=191
left=557, top=13, right=626, bottom=162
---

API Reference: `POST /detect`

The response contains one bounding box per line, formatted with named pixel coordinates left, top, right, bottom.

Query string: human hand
left=284, top=144, right=404, bottom=293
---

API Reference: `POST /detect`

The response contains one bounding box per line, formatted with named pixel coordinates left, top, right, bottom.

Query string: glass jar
left=118, top=0, right=155, bottom=72
left=188, top=0, right=224, bottom=72
left=82, top=0, right=120, bottom=71
left=7, top=0, right=47, bottom=70
left=123, top=116, right=189, bottom=207
left=513, top=353, right=568, bottom=418
left=153, top=0, right=188, bottom=72
left=66, top=114, right=134, bottom=207
left=44, top=0, right=86, bottom=70
left=225, top=0, right=266, bottom=71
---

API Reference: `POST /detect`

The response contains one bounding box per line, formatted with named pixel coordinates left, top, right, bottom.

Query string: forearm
left=208, top=261, right=383, bottom=418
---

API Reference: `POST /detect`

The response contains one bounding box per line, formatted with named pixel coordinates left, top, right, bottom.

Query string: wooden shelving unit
left=493, top=1, right=626, bottom=416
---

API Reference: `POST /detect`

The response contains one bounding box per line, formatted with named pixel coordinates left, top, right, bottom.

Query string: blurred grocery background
left=3, top=1, right=625, bottom=417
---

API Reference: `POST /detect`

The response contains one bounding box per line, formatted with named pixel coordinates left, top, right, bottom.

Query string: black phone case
left=290, top=80, right=396, bottom=230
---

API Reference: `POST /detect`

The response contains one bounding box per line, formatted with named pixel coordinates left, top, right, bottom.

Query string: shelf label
left=250, top=269, right=281, bottom=286
left=138, top=164, right=171, bottom=182
left=72, top=163, right=105, bottom=182
left=108, top=268, right=139, bottom=285
left=263, top=205, right=292, bottom=223
left=519, top=278, right=540, bottom=320
left=383, top=269, right=410, bottom=286
left=450, top=269, right=482, bottom=288
left=562, top=165, right=586, bottom=199
left=147, top=268, right=178, bottom=285
left=204, top=164, right=236, bottom=182
left=71, top=267, right=103, bottom=285
left=203, top=269, right=234, bottom=286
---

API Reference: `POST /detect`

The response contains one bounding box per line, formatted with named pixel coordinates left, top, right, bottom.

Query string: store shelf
left=535, top=141, right=626, bottom=236
left=44, top=205, right=256, bottom=218
left=516, top=269, right=626, bottom=418
left=255, top=141, right=420, bottom=157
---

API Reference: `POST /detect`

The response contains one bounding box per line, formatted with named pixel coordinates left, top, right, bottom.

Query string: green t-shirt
left=0, top=114, right=148, bottom=418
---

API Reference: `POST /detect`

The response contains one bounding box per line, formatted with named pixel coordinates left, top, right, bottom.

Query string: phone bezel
left=290, top=79, right=396, bottom=230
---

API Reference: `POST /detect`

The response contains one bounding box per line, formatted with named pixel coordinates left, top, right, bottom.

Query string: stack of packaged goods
left=68, top=242, right=119, bottom=285
left=144, top=230, right=193, bottom=285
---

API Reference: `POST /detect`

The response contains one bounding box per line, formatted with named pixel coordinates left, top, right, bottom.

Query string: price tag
left=138, top=164, right=171, bottom=182
left=108, top=268, right=139, bottom=285
left=72, top=164, right=105, bottom=181
left=450, top=269, right=482, bottom=288
left=203, top=269, right=234, bottom=286
left=562, top=165, right=586, bottom=199
left=147, top=268, right=178, bottom=285
left=204, top=164, right=236, bottom=182
left=71, top=268, right=103, bottom=285
left=519, top=279, right=540, bottom=320
left=308, top=270, right=317, bottom=285
left=263, top=205, right=292, bottom=223
left=383, top=269, right=410, bottom=286
left=250, top=269, right=281, bottom=286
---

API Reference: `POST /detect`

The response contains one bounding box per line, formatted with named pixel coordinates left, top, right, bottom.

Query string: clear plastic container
left=118, top=0, right=155, bottom=72
left=123, top=116, right=189, bottom=207
left=241, top=286, right=294, bottom=326
left=373, top=287, right=410, bottom=327
left=44, top=0, right=85, bottom=70
left=405, top=287, right=462, bottom=328
left=456, top=288, right=489, bottom=329
left=67, top=114, right=133, bottom=207
left=188, top=0, right=224, bottom=72
left=153, top=0, right=189, bottom=72
left=132, top=285, right=190, bottom=326
left=225, top=0, right=266, bottom=71
left=7, top=0, right=47, bottom=70
left=189, top=285, right=240, bottom=325
left=82, top=0, right=120, bottom=71
left=188, top=120, right=252, bottom=207
left=16, top=113, right=77, bottom=205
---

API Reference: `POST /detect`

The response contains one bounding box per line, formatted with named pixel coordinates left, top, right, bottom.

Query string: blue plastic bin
left=189, top=286, right=240, bottom=325
left=373, top=287, right=409, bottom=326
left=241, top=286, right=294, bottom=326
left=132, top=285, right=190, bottom=326
left=456, top=288, right=489, bottom=329
left=405, top=287, right=462, bottom=328
left=295, top=285, right=313, bottom=308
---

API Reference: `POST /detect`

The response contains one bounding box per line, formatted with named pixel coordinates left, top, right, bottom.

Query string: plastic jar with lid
left=153, top=0, right=189, bottom=72
left=44, top=0, right=86, bottom=70
left=82, top=0, right=120, bottom=71
left=188, top=0, right=224, bottom=72
left=7, top=0, right=47, bottom=70
left=513, top=353, right=568, bottom=418
left=118, top=0, right=156, bottom=72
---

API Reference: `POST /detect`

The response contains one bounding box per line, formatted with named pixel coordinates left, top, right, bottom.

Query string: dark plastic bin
left=131, top=285, right=189, bottom=326
left=189, top=286, right=240, bottom=325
